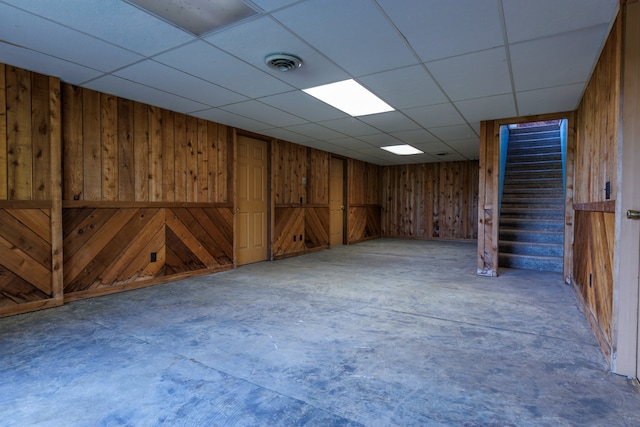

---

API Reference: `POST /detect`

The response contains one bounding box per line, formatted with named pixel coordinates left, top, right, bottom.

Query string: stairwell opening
left=498, top=120, right=567, bottom=273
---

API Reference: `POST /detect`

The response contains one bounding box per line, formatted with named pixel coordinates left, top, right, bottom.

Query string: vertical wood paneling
left=309, top=148, right=329, bottom=205
left=575, top=15, right=621, bottom=204
left=161, top=109, right=175, bottom=202
left=196, top=118, right=208, bottom=202
left=48, top=75, right=63, bottom=300
left=117, top=98, right=134, bottom=201
left=381, top=161, right=478, bottom=240
left=61, top=85, right=232, bottom=204
left=133, top=102, right=149, bottom=202
left=0, top=64, right=6, bottom=200
left=62, top=84, right=83, bottom=200
left=31, top=73, right=50, bottom=200
left=478, top=121, right=499, bottom=276
left=101, top=94, right=118, bottom=201
left=6, top=66, right=32, bottom=200
left=148, top=106, right=163, bottom=202
left=83, top=89, right=101, bottom=200
left=272, top=140, right=307, bottom=205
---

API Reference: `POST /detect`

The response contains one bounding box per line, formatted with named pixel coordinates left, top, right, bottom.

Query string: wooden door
left=236, top=135, right=268, bottom=265
left=330, top=157, right=344, bottom=246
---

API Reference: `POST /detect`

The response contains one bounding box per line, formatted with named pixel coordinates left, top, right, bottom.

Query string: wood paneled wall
left=575, top=15, right=621, bottom=204
left=571, top=15, right=623, bottom=359
left=272, top=141, right=331, bottom=258
left=62, top=84, right=232, bottom=204
left=348, top=159, right=382, bottom=243
left=573, top=209, right=615, bottom=356
left=382, top=161, right=478, bottom=241
left=0, top=65, right=63, bottom=316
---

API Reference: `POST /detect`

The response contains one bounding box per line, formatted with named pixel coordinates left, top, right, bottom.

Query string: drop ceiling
left=0, top=0, right=618, bottom=165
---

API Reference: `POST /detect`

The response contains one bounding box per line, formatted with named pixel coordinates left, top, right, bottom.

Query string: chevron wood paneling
left=0, top=208, right=52, bottom=307
left=305, top=207, right=329, bottom=249
left=348, top=206, right=381, bottom=244
left=63, top=207, right=233, bottom=296
left=274, top=207, right=305, bottom=257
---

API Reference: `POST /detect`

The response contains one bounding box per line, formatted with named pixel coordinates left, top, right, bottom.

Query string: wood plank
left=133, top=102, right=149, bottom=202
left=0, top=265, right=50, bottom=306
left=207, top=121, right=218, bottom=202
left=165, top=226, right=207, bottom=274
left=82, top=89, right=102, bottom=200
left=7, top=208, right=51, bottom=243
left=166, top=209, right=218, bottom=267
left=0, top=64, right=6, bottom=200
left=0, top=234, right=50, bottom=294
left=162, top=109, right=175, bottom=202
left=48, top=75, right=63, bottom=301
left=148, top=106, right=163, bottom=202
left=118, top=98, right=135, bottom=201
left=175, top=207, right=232, bottom=262
left=185, top=116, right=198, bottom=203
left=174, top=113, right=188, bottom=202
left=62, top=84, right=83, bottom=200
left=309, top=148, right=329, bottom=205
left=0, top=209, right=51, bottom=267
left=6, top=66, right=32, bottom=200
left=196, top=118, right=208, bottom=202
left=101, top=93, right=118, bottom=201
left=30, top=72, right=50, bottom=200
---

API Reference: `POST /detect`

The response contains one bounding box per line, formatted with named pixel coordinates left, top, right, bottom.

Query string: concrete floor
left=1, top=239, right=639, bottom=426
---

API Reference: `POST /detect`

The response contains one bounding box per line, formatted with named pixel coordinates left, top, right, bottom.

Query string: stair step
left=499, top=228, right=564, bottom=244
left=504, top=170, right=563, bottom=179
left=499, top=253, right=563, bottom=273
left=499, top=241, right=564, bottom=257
left=508, top=153, right=563, bottom=163
left=509, top=124, right=561, bottom=134
left=505, top=160, right=563, bottom=171
left=502, top=187, right=564, bottom=196
left=507, top=144, right=561, bottom=155
left=499, top=217, right=564, bottom=232
left=501, top=201, right=564, bottom=210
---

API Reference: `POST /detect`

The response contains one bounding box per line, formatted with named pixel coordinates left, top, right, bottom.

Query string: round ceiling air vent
left=265, top=53, right=303, bottom=72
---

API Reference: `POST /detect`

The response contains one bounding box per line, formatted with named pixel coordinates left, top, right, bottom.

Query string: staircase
left=499, top=123, right=564, bottom=272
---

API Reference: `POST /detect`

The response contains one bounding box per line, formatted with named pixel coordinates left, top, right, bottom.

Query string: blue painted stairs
left=499, top=124, right=564, bottom=272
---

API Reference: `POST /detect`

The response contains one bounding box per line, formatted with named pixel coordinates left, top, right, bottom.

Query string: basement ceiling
left=0, top=0, right=618, bottom=165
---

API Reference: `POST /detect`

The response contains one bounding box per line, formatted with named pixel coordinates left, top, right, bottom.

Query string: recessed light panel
left=128, top=0, right=257, bottom=35
left=303, top=79, right=394, bottom=117
left=381, top=144, right=424, bottom=155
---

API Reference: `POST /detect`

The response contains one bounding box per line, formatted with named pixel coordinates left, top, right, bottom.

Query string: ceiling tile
left=503, top=0, right=619, bottom=43
left=155, top=41, right=294, bottom=98
left=358, top=65, right=447, bottom=109
left=428, top=124, right=477, bottom=141
left=0, top=42, right=102, bottom=84
left=377, top=0, right=504, bottom=62
left=455, top=94, right=517, bottom=123
left=191, top=108, right=272, bottom=132
left=0, top=3, right=142, bottom=72
left=247, top=0, right=300, bottom=12
left=5, top=0, right=195, bottom=56
left=358, top=111, right=421, bottom=133
left=516, top=84, right=585, bottom=116
left=282, top=123, right=345, bottom=140
left=205, top=16, right=348, bottom=89
left=404, top=103, right=466, bottom=129
left=272, top=0, right=417, bottom=76
left=316, top=118, right=380, bottom=137
left=446, top=139, right=480, bottom=153
left=259, top=91, right=348, bottom=122
left=390, top=129, right=439, bottom=145
left=115, top=60, right=247, bottom=107
left=358, top=134, right=404, bottom=148
left=414, top=141, right=455, bottom=154
left=511, top=25, right=609, bottom=92
left=84, top=75, right=208, bottom=114
left=221, top=100, right=307, bottom=127
left=427, top=47, right=512, bottom=101
left=326, top=138, right=376, bottom=151
left=259, top=127, right=316, bottom=143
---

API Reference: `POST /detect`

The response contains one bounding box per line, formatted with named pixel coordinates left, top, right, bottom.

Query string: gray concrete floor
left=1, top=239, right=639, bottom=426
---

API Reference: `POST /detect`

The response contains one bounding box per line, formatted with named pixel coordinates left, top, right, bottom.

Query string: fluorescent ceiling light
left=303, top=79, right=394, bottom=117
left=128, top=0, right=257, bottom=35
left=381, top=145, right=424, bottom=156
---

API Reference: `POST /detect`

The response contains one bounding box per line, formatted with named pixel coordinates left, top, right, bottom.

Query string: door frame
left=233, top=130, right=272, bottom=266
left=329, top=156, right=347, bottom=246
left=611, top=0, right=640, bottom=378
